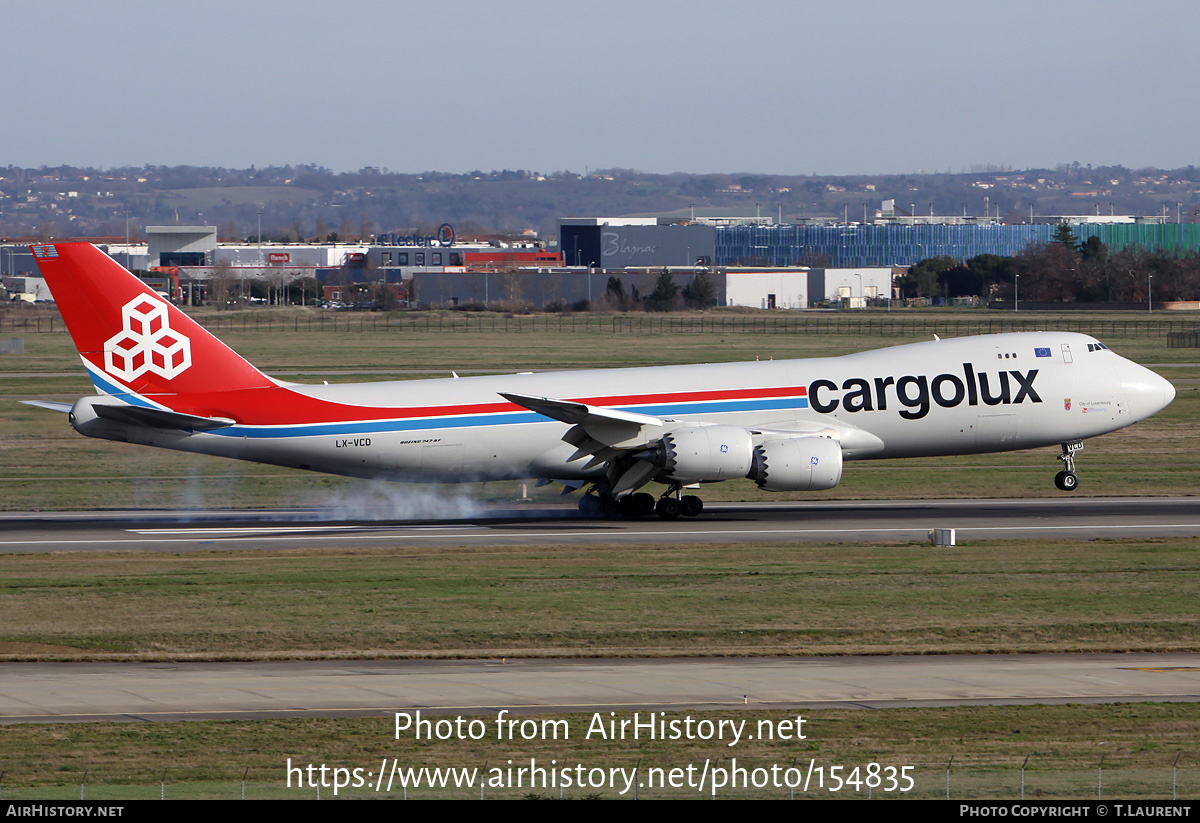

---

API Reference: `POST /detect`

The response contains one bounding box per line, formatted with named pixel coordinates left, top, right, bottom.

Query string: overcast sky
left=5, top=0, right=1198, bottom=176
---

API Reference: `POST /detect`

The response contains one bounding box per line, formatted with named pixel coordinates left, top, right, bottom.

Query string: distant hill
left=2, top=163, right=1196, bottom=242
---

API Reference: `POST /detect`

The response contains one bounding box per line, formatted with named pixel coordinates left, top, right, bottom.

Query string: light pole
left=855, top=273, right=863, bottom=309
left=1014, top=274, right=1020, bottom=313
left=1148, top=274, right=1153, bottom=314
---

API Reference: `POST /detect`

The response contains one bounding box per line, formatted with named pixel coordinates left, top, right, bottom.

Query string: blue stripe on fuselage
left=207, top=396, right=810, bottom=439
left=83, top=363, right=164, bottom=410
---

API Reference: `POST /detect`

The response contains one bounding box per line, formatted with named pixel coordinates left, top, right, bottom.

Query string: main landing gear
left=578, top=486, right=704, bottom=519
left=1054, top=440, right=1083, bottom=491
left=654, top=490, right=704, bottom=520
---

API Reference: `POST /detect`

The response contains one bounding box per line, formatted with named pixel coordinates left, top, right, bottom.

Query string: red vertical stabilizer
left=32, top=243, right=274, bottom=397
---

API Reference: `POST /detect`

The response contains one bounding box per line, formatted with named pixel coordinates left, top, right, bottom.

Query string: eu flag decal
left=1034, top=348, right=1051, bottom=358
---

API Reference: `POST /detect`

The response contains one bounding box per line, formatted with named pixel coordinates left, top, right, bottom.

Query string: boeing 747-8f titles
left=25, top=243, right=1176, bottom=519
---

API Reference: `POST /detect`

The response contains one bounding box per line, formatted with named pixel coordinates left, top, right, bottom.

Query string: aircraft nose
left=1115, top=358, right=1175, bottom=420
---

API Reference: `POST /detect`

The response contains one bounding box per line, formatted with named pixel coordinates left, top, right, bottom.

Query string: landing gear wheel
left=656, top=497, right=682, bottom=519
left=1054, top=471, right=1079, bottom=491
left=680, top=495, right=704, bottom=517
left=600, top=495, right=621, bottom=517
left=632, top=492, right=656, bottom=516
left=578, top=494, right=602, bottom=517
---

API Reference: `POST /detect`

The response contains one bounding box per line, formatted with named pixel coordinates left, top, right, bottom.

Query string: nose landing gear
left=1054, top=440, right=1083, bottom=491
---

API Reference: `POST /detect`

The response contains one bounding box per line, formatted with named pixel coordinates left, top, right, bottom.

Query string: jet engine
left=747, top=436, right=843, bottom=491
left=653, top=425, right=755, bottom=484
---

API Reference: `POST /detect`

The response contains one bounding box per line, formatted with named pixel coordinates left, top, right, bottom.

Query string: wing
left=499, top=391, right=665, bottom=470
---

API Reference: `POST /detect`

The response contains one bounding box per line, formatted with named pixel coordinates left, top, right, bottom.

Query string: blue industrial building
left=715, top=222, right=1200, bottom=268
left=561, top=217, right=1200, bottom=270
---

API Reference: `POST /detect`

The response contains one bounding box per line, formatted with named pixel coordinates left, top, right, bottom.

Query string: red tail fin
left=32, top=243, right=274, bottom=396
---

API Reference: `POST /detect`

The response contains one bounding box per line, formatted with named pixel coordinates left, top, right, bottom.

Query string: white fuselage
left=78, top=331, right=1173, bottom=486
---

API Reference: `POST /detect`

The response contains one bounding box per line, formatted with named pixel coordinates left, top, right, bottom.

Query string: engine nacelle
left=748, top=436, right=843, bottom=491
left=659, top=425, right=754, bottom=484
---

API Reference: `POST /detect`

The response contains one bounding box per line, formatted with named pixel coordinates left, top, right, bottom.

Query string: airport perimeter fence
left=1, top=312, right=1195, bottom=339
left=0, top=758, right=1194, bottom=800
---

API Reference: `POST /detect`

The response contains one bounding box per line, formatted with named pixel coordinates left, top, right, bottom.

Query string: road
left=1, top=653, right=1197, bottom=723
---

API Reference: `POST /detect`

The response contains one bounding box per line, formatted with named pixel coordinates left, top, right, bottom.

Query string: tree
left=603, top=276, right=637, bottom=311
left=207, top=261, right=238, bottom=309
left=645, top=269, right=680, bottom=312
left=289, top=276, right=320, bottom=306
left=373, top=279, right=399, bottom=311
left=1012, top=242, right=1080, bottom=302
left=1080, top=235, right=1107, bottom=264
left=901, top=256, right=959, bottom=299
left=937, top=262, right=983, bottom=299
left=1052, top=223, right=1080, bottom=254
left=682, top=270, right=716, bottom=309
left=965, top=253, right=1013, bottom=299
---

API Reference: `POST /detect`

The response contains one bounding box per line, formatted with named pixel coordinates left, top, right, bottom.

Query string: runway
left=2, top=653, right=1198, bottom=724
left=3, top=496, right=1200, bottom=552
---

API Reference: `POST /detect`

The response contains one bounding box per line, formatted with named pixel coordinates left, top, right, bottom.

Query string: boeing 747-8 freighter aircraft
left=25, top=243, right=1175, bottom=518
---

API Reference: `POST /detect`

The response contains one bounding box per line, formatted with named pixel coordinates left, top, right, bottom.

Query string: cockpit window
left=1087, top=342, right=1111, bottom=352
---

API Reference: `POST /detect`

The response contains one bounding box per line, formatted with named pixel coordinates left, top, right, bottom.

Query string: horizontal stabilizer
left=92, top=403, right=236, bottom=431
left=20, top=400, right=73, bottom=413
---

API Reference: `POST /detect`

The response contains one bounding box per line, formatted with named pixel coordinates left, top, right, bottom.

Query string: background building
left=561, top=208, right=1200, bottom=270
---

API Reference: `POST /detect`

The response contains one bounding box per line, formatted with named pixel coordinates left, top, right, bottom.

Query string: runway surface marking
left=3, top=522, right=1200, bottom=549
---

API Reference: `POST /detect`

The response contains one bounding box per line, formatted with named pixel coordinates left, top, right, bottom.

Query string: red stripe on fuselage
left=135, top=384, right=809, bottom=426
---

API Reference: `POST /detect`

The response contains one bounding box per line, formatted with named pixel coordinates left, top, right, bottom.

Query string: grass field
left=0, top=704, right=1196, bottom=799
left=0, top=537, right=1197, bottom=660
